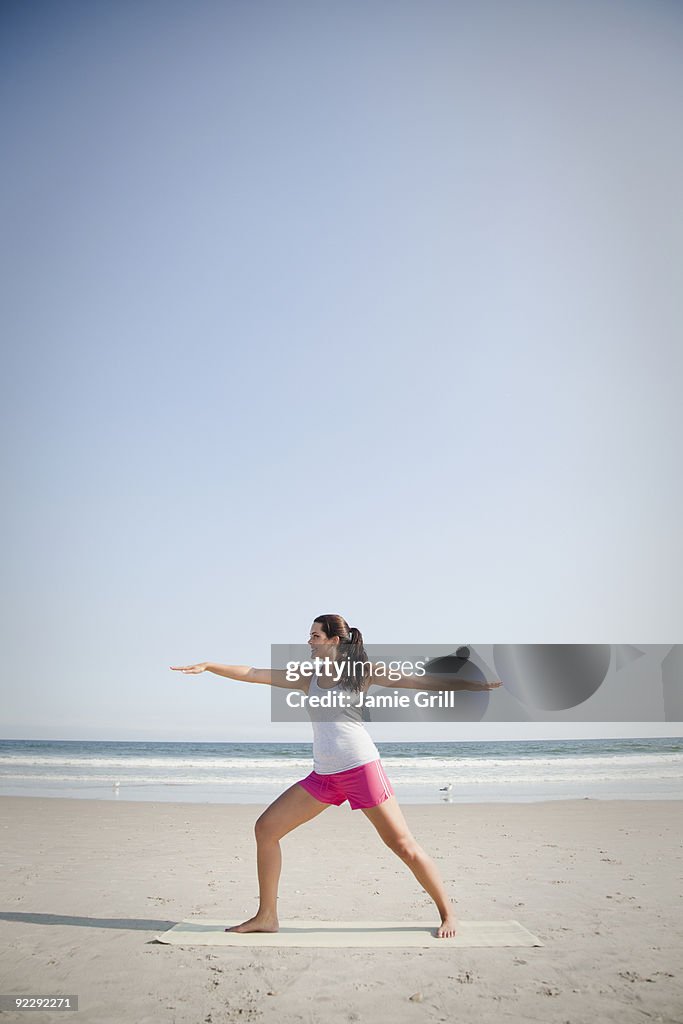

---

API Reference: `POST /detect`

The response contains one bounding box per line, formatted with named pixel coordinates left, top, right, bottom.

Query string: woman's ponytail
left=312, top=614, right=368, bottom=694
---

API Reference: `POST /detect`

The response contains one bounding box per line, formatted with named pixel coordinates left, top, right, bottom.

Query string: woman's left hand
left=463, top=679, right=503, bottom=691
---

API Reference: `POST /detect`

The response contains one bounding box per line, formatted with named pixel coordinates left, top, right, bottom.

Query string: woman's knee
left=386, top=834, right=421, bottom=861
left=254, top=814, right=279, bottom=841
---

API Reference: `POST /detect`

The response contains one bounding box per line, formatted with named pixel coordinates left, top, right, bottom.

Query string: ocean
left=0, top=737, right=681, bottom=804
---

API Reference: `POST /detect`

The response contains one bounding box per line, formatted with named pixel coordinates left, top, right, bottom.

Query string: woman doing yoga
left=170, top=614, right=501, bottom=939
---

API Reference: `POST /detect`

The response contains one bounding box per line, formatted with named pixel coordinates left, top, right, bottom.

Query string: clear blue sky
left=1, top=0, right=681, bottom=742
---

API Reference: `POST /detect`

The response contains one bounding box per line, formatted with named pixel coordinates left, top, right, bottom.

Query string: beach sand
left=0, top=795, right=681, bottom=1023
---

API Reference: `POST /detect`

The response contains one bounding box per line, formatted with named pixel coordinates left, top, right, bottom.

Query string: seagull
left=113, top=781, right=120, bottom=790
left=439, top=783, right=452, bottom=793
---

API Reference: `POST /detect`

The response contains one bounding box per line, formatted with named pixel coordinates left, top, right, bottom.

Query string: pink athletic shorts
left=296, top=758, right=395, bottom=810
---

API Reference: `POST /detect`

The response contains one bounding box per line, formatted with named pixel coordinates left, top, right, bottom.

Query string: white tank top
left=306, top=674, right=380, bottom=774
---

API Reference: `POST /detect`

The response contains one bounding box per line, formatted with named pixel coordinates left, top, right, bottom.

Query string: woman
left=171, top=614, right=501, bottom=939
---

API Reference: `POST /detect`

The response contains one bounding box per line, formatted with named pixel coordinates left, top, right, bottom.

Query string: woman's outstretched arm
left=169, top=664, right=306, bottom=690
left=366, top=663, right=502, bottom=692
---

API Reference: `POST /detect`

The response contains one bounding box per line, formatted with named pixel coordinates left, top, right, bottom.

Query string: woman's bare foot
left=435, top=914, right=457, bottom=938
left=225, top=912, right=279, bottom=933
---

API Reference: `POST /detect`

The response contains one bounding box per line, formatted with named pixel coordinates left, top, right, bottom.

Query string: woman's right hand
left=170, top=663, right=209, bottom=674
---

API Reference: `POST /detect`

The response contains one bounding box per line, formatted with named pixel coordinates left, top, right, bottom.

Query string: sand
left=0, top=795, right=681, bottom=1024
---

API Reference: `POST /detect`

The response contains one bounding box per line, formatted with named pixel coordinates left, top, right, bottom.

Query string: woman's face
left=308, top=623, right=340, bottom=660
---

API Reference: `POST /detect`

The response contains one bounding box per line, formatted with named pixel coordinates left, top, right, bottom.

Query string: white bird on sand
left=439, top=783, right=452, bottom=793
left=113, top=781, right=120, bottom=790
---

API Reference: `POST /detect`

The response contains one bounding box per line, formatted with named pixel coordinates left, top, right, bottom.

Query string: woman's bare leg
left=226, top=782, right=331, bottom=932
left=361, top=795, right=458, bottom=938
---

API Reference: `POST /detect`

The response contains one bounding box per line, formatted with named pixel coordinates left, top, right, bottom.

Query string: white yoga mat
left=155, top=918, right=544, bottom=947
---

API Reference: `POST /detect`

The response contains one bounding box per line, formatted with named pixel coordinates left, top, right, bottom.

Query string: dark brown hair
left=313, top=614, right=368, bottom=694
